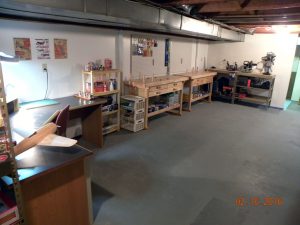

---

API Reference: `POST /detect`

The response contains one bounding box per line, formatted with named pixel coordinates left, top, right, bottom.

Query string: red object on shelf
left=247, top=79, right=251, bottom=88
left=239, top=93, right=246, bottom=98
left=223, top=86, right=232, bottom=91
left=104, top=59, right=112, bottom=70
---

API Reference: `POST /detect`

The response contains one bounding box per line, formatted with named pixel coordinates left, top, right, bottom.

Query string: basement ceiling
left=140, top=0, right=300, bottom=33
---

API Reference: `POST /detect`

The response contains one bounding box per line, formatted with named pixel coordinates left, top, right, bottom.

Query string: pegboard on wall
left=130, top=35, right=168, bottom=79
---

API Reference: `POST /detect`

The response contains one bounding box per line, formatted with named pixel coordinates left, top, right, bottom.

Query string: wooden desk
left=177, top=71, right=217, bottom=111
left=10, top=96, right=106, bottom=147
left=124, top=75, right=188, bottom=129
left=2, top=145, right=92, bottom=225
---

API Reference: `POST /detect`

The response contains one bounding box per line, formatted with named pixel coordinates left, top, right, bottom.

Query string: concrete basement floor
left=90, top=101, right=300, bottom=225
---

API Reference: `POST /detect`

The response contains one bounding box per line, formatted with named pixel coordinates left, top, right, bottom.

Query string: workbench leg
left=179, top=89, right=183, bottom=116
left=188, top=82, right=193, bottom=111
left=144, top=98, right=149, bottom=129
left=208, top=82, right=213, bottom=103
left=231, top=75, right=237, bottom=104
left=117, top=92, right=121, bottom=131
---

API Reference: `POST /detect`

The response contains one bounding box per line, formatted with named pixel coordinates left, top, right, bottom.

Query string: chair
left=55, top=105, right=70, bottom=136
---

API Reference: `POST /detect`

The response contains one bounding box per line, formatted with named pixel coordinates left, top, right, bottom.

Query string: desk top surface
left=10, top=96, right=106, bottom=138
left=2, top=144, right=92, bottom=185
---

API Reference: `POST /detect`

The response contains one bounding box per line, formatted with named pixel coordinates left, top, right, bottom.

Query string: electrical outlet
left=42, top=63, right=47, bottom=71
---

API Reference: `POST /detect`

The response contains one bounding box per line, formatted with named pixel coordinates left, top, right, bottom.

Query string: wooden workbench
left=124, top=75, right=188, bottom=129
left=209, top=68, right=276, bottom=106
left=177, top=71, right=217, bottom=111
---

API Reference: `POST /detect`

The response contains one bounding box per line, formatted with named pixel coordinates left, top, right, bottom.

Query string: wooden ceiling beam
left=165, top=0, right=226, bottom=5
left=199, top=1, right=242, bottom=13
left=198, top=0, right=300, bottom=13
left=225, top=20, right=300, bottom=25
left=246, top=0, right=300, bottom=11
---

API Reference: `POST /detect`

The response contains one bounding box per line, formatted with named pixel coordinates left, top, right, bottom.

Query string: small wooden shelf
left=148, top=103, right=181, bottom=118
left=191, top=94, right=210, bottom=103
left=93, top=90, right=119, bottom=97
left=82, top=69, right=122, bottom=136
left=103, top=124, right=119, bottom=135
left=102, top=110, right=118, bottom=116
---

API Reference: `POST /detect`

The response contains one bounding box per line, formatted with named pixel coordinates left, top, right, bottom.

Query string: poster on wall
left=132, top=37, right=157, bottom=57
left=35, top=39, right=50, bottom=59
left=54, top=39, right=68, bottom=59
left=13, top=38, right=32, bottom=60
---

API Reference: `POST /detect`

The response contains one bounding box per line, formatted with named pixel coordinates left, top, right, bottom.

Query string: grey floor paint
left=90, top=101, right=300, bottom=225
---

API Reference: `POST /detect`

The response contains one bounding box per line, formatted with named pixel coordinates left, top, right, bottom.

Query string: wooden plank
left=236, top=95, right=271, bottom=103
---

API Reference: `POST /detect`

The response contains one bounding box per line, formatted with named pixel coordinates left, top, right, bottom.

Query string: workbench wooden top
left=126, top=75, right=189, bottom=88
left=209, top=68, right=276, bottom=79
left=176, top=71, right=217, bottom=79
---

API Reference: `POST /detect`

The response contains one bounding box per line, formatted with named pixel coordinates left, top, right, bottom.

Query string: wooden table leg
left=208, top=82, right=213, bottom=103
left=179, top=89, right=183, bottom=116
left=188, top=81, right=193, bottom=111
left=144, top=98, right=149, bottom=129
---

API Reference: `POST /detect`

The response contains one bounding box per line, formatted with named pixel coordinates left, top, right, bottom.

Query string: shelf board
left=148, top=103, right=180, bottom=118
left=102, top=110, right=118, bottom=116
left=235, top=95, right=270, bottom=104
left=191, top=94, right=210, bottom=102
left=236, top=85, right=271, bottom=91
left=103, top=124, right=119, bottom=135
left=93, top=90, right=119, bottom=97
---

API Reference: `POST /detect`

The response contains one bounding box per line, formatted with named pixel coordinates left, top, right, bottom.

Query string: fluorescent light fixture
left=0, top=52, right=19, bottom=62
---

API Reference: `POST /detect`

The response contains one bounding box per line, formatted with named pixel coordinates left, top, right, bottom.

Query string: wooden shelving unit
left=210, top=68, right=276, bottom=107
left=81, top=69, right=122, bottom=135
left=0, top=63, right=26, bottom=225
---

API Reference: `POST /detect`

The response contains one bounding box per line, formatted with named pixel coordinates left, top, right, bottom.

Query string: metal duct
left=0, top=0, right=245, bottom=42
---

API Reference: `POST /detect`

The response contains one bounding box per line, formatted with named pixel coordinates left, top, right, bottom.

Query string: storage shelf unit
left=121, top=95, right=145, bottom=132
left=210, top=69, right=275, bottom=107
left=0, top=63, right=26, bottom=225
left=81, top=69, right=122, bottom=135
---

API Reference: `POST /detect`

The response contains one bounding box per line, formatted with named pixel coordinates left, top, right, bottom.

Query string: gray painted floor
left=90, top=101, right=300, bottom=225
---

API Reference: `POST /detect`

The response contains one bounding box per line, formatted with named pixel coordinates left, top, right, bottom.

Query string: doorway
left=286, top=43, right=300, bottom=110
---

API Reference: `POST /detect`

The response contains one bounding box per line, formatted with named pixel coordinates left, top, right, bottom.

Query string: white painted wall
left=207, top=33, right=298, bottom=108
left=170, top=38, right=197, bottom=74
left=0, top=19, right=117, bottom=102
left=196, top=40, right=209, bottom=71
